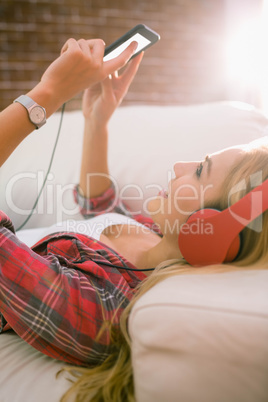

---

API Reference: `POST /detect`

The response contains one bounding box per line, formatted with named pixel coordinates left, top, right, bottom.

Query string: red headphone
left=178, top=179, right=268, bottom=266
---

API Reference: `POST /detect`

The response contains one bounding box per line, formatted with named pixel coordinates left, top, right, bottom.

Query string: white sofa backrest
left=1, top=101, right=267, bottom=230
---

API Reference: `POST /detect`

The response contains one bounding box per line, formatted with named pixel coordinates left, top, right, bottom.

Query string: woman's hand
left=82, top=51, right=144, bottom=125
left=40, top=38, right=139, bottom=109
left=0, top=37, right=138, bottom=167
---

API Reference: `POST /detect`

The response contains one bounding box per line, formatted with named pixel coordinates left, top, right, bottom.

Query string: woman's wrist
left=84, top=116, right=109, bottom=136
left=26, top=82, right=65, bottom=117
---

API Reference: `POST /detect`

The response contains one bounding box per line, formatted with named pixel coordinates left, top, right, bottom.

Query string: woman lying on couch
left=0, top=37, right=268, bottom=402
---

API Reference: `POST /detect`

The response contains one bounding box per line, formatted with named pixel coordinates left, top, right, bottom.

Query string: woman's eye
left=196, top=162, right=203, bottom=178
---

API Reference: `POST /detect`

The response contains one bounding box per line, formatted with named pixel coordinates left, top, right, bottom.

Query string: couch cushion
left=0, top=331, right=69, bottom=402
left=129, top=269, right=268, bottom=402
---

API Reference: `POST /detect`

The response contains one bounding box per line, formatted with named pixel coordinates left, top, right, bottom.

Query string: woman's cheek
left=171, top=183, right=202, bottom=217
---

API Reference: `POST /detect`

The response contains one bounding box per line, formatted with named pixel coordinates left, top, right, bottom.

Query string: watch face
left=29, top=106, right=46, bottom=124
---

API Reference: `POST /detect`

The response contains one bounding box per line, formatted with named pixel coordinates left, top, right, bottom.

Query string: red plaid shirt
left=0, top=185, right=161, bottom=366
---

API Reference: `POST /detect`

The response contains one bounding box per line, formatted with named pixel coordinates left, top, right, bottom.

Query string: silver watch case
left=14, top=95, right=46, bottom=129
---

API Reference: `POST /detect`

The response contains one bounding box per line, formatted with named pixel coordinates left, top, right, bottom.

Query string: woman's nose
left=173, top=161, right=196, bottom=177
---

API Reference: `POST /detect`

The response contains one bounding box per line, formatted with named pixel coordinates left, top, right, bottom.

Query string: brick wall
left=0, top=0, right=262, bottom=111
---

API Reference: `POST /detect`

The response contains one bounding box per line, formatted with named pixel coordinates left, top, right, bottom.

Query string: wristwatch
left=14, top=95, right=46, bottom=129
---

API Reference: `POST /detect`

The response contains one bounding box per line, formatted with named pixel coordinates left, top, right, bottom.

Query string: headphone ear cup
left=178, top=208, right=241, bottom=265
left=224, top=231, right=241, bottom=262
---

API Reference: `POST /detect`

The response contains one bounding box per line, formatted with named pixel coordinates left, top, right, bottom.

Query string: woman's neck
left=136, top=236, right=182, bottom=270
left=100, top=224, right=181, bottom=272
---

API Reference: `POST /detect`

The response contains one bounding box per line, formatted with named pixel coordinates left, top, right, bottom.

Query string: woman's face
left=147, top=146, right=244, bottom=240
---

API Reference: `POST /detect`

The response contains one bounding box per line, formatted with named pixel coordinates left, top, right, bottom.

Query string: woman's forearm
left=0, top=83, right=62, bottom=167
left=78, top=53, right=144, bottom=199
left=79, top=119, right=111, bottom=198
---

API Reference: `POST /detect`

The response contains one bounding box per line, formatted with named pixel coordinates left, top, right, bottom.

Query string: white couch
left=1, top=102, right=268, bottom=401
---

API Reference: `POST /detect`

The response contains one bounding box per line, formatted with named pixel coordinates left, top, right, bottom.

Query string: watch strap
left=14, top=95, right=36, bottom=109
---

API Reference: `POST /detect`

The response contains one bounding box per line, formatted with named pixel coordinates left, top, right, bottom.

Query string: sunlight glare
left=225, top=1, right=268, bottom=113
left=225, top=20, right=266, bottom=87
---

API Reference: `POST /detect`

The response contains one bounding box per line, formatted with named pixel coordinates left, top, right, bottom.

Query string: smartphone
left=103, top=24, right=160, bottom=62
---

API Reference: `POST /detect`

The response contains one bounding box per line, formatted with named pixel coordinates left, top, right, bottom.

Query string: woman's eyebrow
left=205, top=154, right=212, bottom=176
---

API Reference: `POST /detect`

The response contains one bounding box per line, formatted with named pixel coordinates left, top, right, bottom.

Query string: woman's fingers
left=61, top=38, right=138, bottom=76
left=120, top=51, right=144, bottom=82
left=77, top=39, right=93, bottom=56
left=84, top=39, right=106, bottom=61
left=103, top=41, right=138, bottom=76
left=61, top=38, right=138, bottom=81
left=45, top=38, right=141, bottom=105
left=60, top=38, right=79, bottom=55
left=61, top=38, right=105, bottom=60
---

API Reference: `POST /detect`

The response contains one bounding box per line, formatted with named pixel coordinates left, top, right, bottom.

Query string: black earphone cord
left=16, top=103, right=66, bottom=232
left=97, top=260, right=155, bottom=272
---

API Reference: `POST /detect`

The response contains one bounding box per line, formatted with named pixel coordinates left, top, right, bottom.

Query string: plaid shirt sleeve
left=73, top=183, right=163, bottom=236
left=0, top=210, right=146, bottom=366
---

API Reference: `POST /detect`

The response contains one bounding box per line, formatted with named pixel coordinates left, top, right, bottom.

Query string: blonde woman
left=59, top=138, right=268, bottom=402
left=0, top=38, right=267, bottom=401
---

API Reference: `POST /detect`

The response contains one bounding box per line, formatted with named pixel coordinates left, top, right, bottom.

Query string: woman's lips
left=158, top=189, right=168, bottom=198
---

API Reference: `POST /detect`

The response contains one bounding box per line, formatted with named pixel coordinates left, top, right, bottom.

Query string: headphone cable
left=16, top=102, right=66, bottom=232
left=97, top=260, right=155, bottom=271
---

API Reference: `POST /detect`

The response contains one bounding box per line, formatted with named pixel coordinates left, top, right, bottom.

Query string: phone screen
left=103, top=33, right=151, bottom=62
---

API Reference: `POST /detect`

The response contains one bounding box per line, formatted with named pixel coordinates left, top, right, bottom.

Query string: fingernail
left=132, top=41, right=138, bottom=51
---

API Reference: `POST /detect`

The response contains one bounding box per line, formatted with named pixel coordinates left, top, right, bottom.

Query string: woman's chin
left=146, top=196, right=166, bottom=216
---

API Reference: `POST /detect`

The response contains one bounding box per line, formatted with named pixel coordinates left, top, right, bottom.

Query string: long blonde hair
left=216, top=140, right=268, bottom=266
left=60, top=141, right=268, bottom=402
